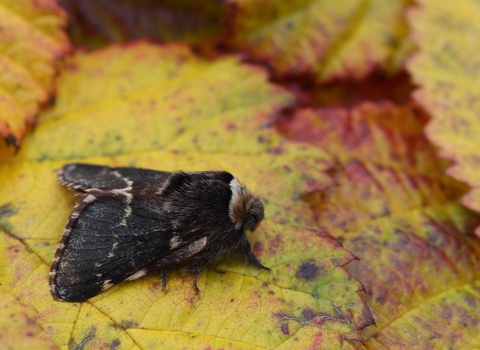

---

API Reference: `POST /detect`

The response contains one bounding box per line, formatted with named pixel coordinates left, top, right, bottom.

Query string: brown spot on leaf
left=226, top=123, right=237, bottom=130
left=5, top=134, right=19, bottom=150
left=108, top=323, right=121, bottom=330
left=148, top=281, right=160, bottom=292
left=253, top=241, right=264, bottom=255
left=280, top=323, right=289, bottom=334
left=302, top=308, right=316, bottom=321
left=296, top=259, right=319, bottom=281
left=268, top=234, right=282, bottom=254
left=267, top=146, right=284, bottom=154
left=64, top=62, right=79, bottom=72
left=109, top=339, right=121, bottom=350
left=465, top=294, right=477, bottom=308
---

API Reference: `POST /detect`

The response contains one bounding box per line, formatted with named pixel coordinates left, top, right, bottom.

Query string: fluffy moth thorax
left=228, top=178, right=264, bottom=231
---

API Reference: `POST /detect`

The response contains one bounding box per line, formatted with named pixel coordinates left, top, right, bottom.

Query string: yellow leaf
left=0, top=289, right=59, bottom=350
left=408, top=0, right=480, bottom=237
left=227, top=0, right=414, bottom=82
left=0, top=0, right=70, bottom=147
left=0, top=42, right=373, bottom=349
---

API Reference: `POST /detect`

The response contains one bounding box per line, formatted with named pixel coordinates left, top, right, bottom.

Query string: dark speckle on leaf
left=5, top=134, right=19, bottom=150
left=267, top=146, right=283, bottom=155
left=48, top=95, right=56, bottom=106
left=296, top=259, right=319, bottom=281
left=259, top=121, right=273, bottom=129
left=8, top=246, right=20, bottom=254
left=280, top=323, right=289, bottom=334
left=0, top=204, right=16, bottom=219
left=121, top=320, right=138, bottom=328
left=285, top=21, right=294, bottom=30
left=109, top=339, right=121, bottom=350
left=302, top=308, right=316, bottom=321
left=465, top=295, right=477, bottom=307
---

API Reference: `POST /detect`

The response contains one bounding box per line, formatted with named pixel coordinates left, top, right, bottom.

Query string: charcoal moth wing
left=50, top=163, right=269, bottom=302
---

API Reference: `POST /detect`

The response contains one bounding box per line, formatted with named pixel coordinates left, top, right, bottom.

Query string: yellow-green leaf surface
left=0, top=0, right=70, bottom=147
left=0, top=43, right=374, bottom=349
left=227, top=0, right=414, bottom=82
left=0, top=290, right=59, bottom=350
left=408, top=0, right=480, bottom=237
left=279, top=103, right=480, bottom=348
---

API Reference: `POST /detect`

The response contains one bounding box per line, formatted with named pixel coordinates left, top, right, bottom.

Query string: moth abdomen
left=50, top=163, right=268, bottom=302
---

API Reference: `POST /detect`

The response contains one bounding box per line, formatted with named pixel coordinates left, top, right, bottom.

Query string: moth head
left=229, top=178, right=265, bottom=231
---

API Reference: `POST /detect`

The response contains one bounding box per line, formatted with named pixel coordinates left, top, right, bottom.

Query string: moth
left=50, top=163, right=269, bottom=302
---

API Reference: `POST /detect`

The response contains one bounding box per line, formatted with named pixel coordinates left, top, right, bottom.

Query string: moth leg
left=183, top=257, right=211, bottom=294
left=243, top=248, right=270, bottom=271
left=239, top=234, right=270, bottom=271
left=161, top=269, right=169, bottom=290
left=193, top=271, right=203, bottom=294
left=245, top=249, right=270, bottom=271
